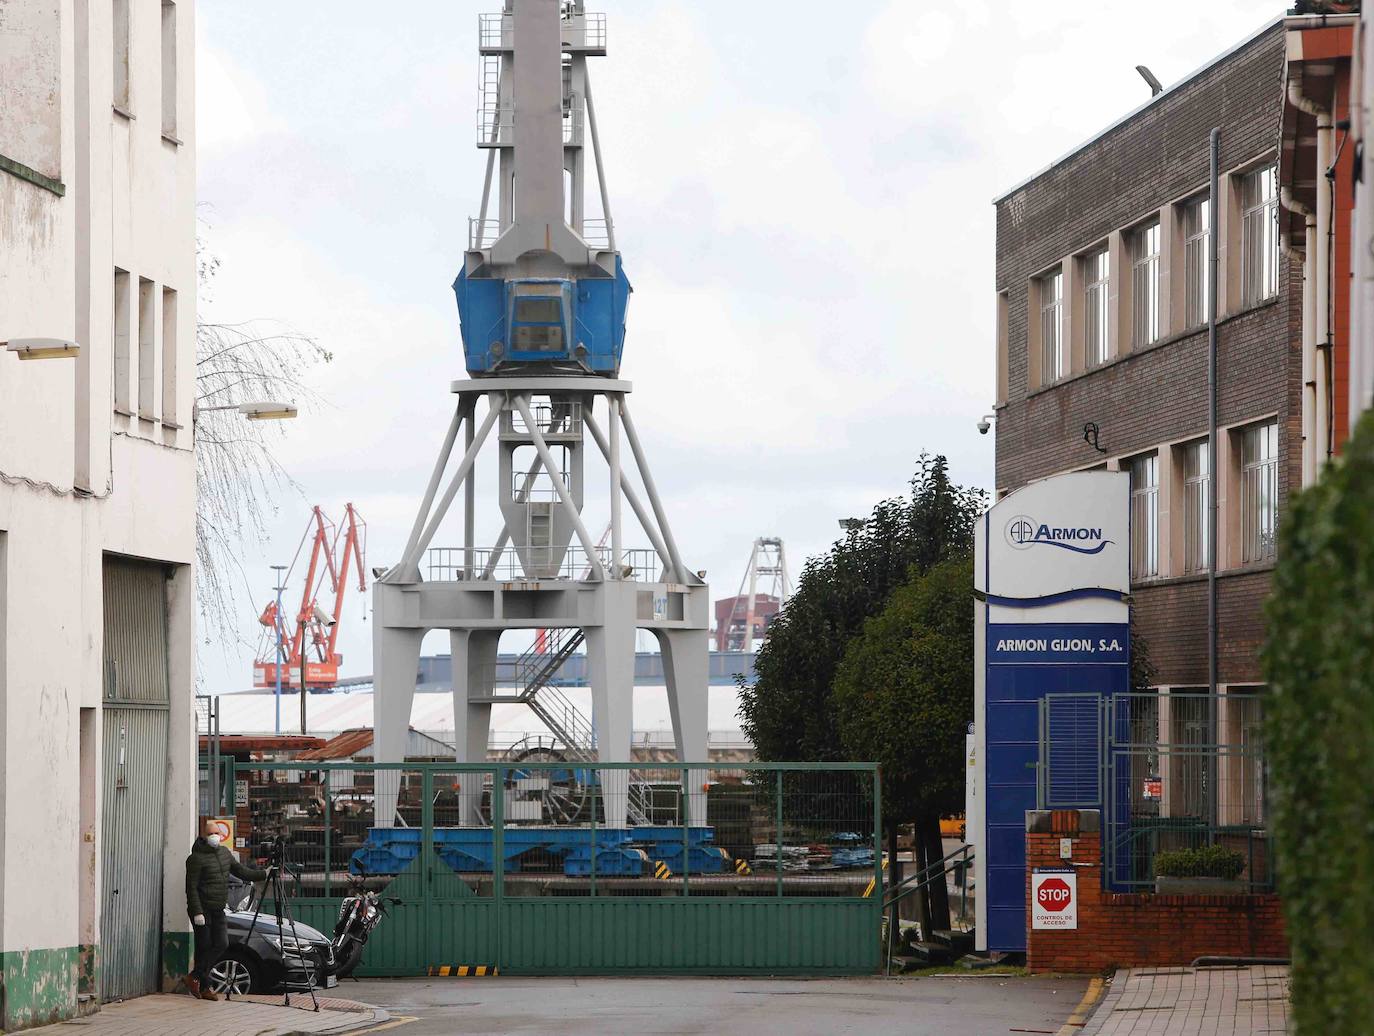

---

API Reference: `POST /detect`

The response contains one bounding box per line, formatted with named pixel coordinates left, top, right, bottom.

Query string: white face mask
left=206, top=833, right=222, bottom=847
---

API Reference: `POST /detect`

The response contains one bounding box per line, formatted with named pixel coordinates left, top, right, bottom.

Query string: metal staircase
left=494, top=629, right=651, bottom=825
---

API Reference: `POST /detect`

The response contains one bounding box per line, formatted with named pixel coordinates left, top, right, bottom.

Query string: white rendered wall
left=0, top=0, right=197, bottom=1011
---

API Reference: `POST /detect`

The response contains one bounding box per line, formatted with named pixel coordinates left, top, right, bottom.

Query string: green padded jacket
left=185, top=836, right=266, bottom=915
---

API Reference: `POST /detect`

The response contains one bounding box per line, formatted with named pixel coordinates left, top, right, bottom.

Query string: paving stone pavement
left=16, top=992, right=385, bottom=1036
left=1083, top=965, right=1290, bottom=1035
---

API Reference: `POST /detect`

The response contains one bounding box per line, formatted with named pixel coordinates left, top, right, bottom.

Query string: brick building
left=992, top=20, right=1291, bottom=699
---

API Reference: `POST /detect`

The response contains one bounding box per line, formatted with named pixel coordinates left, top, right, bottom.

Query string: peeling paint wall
left=0, top=0, right=197, bottom=1029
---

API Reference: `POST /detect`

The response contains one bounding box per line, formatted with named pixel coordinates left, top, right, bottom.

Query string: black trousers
left=191, top=907, right=228, bottom=981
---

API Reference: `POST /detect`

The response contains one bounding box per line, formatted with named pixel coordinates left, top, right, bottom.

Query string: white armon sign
left=1030, top=869, right=1078, bottom=931
left=975, top=471, right=1130, bottom=601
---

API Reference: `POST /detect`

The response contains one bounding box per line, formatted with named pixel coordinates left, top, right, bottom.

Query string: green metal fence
left=227, top=760, right=881, bottom=975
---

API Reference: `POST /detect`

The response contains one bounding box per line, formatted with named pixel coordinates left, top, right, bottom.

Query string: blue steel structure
left=455, top=260, right=631, bottom=375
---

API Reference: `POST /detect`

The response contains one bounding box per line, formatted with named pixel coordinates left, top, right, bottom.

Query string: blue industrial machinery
left=349, top=824, right=727, bottom=879
left=455, top=261, right=631, bottom=375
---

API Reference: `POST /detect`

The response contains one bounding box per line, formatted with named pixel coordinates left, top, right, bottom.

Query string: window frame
left=1129, top=451, right=1160, bottom=580
left=1240, top=166, right=1279, bottom=306
left=1239, top=421, right=1279, bottom=564
left=1038, top=268, right=1064, bottom=384
left=1181, top=439, right=1210, bottom=575
left=1082, top=246, right=1111, bottom=367
left=1183, top=195, right=1210, bottom=328
left=1130, top=220, right=1161, bottom=348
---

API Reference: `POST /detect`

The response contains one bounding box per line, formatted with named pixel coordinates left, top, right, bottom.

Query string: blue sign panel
left=983, top=623, right=1129, bottom=953
left=988, top=623, right=1129, bottom=665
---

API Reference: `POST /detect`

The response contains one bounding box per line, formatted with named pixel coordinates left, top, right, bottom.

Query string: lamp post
left=272, top=565, right=287, bottom=734
left=192, top=401, right=299, bottom=422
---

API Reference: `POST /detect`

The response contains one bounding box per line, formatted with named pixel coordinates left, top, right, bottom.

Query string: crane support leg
left=656, top=627, right=710, bottom=826
left=373, top=585, right=425, bottom=828
left=585, top=584, right=637, bottom=827
left=450, top=628, right=498, bottom=826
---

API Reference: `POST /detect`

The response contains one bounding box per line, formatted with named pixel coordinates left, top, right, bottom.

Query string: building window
left=1240, top=421, right=1279, bottom=563
left=113, top=0, right=131, bottom=111
left=1182, top=440, right=1210, bottom=574
left=161, top=1, right=178, bottom=138
left=138, top=278, right=157, bottom=419
left=1083, top=247, right=1110, bottom=366
left=1039, top=269, right=1063, bottom=383
left=1184, top=196, right=1210, bottom=327
left=1131, top=221, right=1161, bottom=347
left=161, top=287, right=178, bottom=424
left=114, top=269, right=132, bottom=414
left=1130, top=452, right=1159, bottom=580
left=1241, top=166, right=1279, bottom=305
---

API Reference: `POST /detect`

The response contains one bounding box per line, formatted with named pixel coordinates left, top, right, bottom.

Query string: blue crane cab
left=454, top=259, right=632, bottom=376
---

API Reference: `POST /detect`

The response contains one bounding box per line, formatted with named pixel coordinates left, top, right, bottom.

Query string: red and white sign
left=1031, top=869, right=1078, bottom=930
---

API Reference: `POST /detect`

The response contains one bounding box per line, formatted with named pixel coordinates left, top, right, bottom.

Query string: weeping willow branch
left=195, top=253, right=332, bottom=664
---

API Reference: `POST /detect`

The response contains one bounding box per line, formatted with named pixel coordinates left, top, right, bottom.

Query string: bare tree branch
left=195, top=239, right=331, bottom=673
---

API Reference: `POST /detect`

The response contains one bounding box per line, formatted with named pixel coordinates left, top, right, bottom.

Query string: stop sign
left=1037, top=877, right=1072, bottom=912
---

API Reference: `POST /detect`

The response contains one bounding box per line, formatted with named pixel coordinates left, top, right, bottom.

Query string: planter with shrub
left=1153, top=844, right=1248, bottom=895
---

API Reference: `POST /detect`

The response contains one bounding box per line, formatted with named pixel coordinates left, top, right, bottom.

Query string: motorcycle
left=331, top=876, right=401, bottom=978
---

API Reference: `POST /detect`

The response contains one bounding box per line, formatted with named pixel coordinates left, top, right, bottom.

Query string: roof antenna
left=1136, top=65, right=1164, bottom=97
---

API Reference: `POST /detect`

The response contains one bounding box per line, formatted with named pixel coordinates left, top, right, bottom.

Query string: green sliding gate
left=231, top=760, right=881, bottom=975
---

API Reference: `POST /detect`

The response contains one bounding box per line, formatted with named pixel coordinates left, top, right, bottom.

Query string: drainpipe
left=1315, top=113, right=1334, bottom=473
left=1207, top=128, right=1220, bottom=830
left=1287, top=72, right=1328, bottom=484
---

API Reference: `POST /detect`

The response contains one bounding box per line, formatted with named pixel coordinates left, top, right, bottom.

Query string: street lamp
left=838, top=518, right=864, bottom=533
left=193, top=400, right=299, bottom=421
left=4, top=337, right=80, bottom=360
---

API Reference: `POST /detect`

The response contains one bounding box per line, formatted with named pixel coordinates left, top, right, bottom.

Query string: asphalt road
left=345, top=973, right=1093, bottom=1036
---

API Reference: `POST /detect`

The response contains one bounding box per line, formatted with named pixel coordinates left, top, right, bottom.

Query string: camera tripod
left=233, top=840, right=321, bottom=1012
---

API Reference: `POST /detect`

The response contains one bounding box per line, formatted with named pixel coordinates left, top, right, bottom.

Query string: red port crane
left=253, top=503, right=367, bottom=691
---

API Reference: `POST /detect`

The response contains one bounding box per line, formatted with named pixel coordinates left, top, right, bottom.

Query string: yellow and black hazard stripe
left=653, top=860, right=673, bottom=880
left=862, top=855, right=890, bottom=898
left=734, top=858, right=752, bottom=875
left=428, top=964, right=499, bottom=977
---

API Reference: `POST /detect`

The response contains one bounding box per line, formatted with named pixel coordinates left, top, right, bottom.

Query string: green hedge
left=1263, top=409, right=1374, bottom=1034
left=1154, top=845, right=1245, bottom=880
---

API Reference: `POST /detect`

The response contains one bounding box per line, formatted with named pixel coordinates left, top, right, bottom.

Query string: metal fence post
left=323, top=768, right=332, bottom=900
left=775, top=769, right=784, bottom=899
left=682, top=765, right=690, bottom=899
left=589, top=765, right=598, bottom=898
left=493, top=763, right=505, bottom=971
left=421, top=767, right=435, bottom=919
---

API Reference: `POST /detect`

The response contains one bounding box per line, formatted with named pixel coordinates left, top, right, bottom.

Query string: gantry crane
left=253, top=504, right=367, bottom=691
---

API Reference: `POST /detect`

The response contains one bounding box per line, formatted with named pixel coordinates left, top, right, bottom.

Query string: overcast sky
left=195, top=0, right=1283, bottom=714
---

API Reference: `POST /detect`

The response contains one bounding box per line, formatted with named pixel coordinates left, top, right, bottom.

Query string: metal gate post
left=871, top=765, right=883, bottom=928
left=775, top=769, right=784, bottom=899
left=493, top=764, right=504, bottom=971
left=323, top=768, right=332, bottom=900
left=681, top=765, right=690, bottom=899
left=421, top=768, right=435, bottom=922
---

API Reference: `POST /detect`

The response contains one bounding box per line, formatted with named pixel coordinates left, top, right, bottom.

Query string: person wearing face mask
left=184, top=818, right=267, bottom=1000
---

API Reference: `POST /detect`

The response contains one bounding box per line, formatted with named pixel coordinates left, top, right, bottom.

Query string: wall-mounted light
left=238, top=401, right=298, bottom=421
left=4, top=337, right=81, bottom=360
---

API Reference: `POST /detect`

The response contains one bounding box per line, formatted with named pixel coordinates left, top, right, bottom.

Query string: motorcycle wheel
left=334, top=938, right=367, bottom=979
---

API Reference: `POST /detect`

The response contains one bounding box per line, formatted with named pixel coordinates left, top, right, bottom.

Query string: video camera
left=260, top=832, right=290, bottom=869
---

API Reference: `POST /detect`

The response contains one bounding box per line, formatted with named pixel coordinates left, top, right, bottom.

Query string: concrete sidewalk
left=1083, top=964, right=1290, bottom=1035
left=15, top=992, right=386, bottom=1036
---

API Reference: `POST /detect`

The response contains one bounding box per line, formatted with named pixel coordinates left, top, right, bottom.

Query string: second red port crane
left=254, top=503, right=367, bottom=691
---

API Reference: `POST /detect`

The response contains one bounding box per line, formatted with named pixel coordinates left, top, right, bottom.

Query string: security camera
left=312, top=604, right=336, bottom=628
left=977, top=419, right=991, bottom=435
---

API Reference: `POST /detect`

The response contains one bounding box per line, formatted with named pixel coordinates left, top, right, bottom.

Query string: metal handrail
left=427, top=546, right=660, bottom=583
left=882, top=843, right=974, bottom=911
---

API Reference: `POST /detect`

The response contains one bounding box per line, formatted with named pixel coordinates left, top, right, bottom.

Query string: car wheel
left=208, top=949, right=260, bottom=996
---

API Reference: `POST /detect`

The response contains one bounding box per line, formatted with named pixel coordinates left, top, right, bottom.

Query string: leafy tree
left=739, top=455, right=984, bottom=761
left=1262, top=410, right=1374, bottom=1033
left=832, top=557, right=975, bottom=930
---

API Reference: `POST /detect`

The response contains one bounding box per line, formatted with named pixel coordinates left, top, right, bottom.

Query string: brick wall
left=993, top=22, right=1294, bottom=689
left=1024, top=810, right=1286, bottom=973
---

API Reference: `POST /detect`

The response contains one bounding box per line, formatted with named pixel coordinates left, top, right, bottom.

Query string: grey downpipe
left=1207, top=128, right=1220, bottom=828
